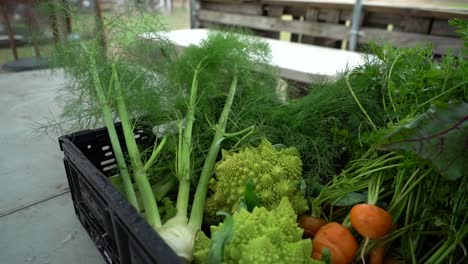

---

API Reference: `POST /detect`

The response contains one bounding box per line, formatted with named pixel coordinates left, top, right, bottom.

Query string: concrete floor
left=0, top=70, right=105, bottom=264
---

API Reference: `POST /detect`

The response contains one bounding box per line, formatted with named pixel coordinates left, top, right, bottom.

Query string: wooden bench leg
left=1, top=4, right=19, bottom=61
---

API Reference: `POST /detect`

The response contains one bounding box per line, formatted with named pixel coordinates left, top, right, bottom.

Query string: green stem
left=223, top=125, right=254, bottom=138
left=175, top=180, right=190, bottom=220
left=408, top=230, right=417, bottom=264
left=388, top=167, right=419, bottom=215
left=152, top=175, right=178, bottom=201
left=232, top=126, right=255, bottom=149
left=411, top=184, right=425, bottom=251
left=346, top=72, right=377, bottom=131
left=175, top=62, right=203, bottom=220
left=83, top=45, right=139, bottom=211
left=143, top=135, right=167, bottom=172
left=386, top=53, right=403, bottom=115
left=356, top=163, right=402, bottom=178
left=112, top=65, right=161, bottom=228
left=424, top=225, right=468, bottom=264
left=367, top=171, right=384, bottom=205
left=389, top=169, right=431, bottom=214
left=342, top=214, right=352, bottom=229
left=349, top=155, right=403, bottom=175
left=418, top=80, right=468, bottom=109
left=189, top=75, right=238, bottom=230
left=420, top=239, right=446, bottom=262
left=311, top=201, right=323, bottom=218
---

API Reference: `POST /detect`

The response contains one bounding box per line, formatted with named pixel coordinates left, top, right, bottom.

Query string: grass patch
left=0, top=44, right=54, bottom=65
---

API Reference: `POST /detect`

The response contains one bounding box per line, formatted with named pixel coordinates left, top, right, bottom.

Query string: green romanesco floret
left=194, top=198, right=323, bottom=264
left=205, top=138, right=308, bottom=217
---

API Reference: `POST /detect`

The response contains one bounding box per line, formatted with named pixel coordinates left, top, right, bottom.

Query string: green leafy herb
left=449, top=18, right=468, bottom=46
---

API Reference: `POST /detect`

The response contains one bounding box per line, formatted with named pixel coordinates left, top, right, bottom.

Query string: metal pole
left=349, top=0, right=363, bottom=51
left=189, top=0, right=196, bottom=29
left=164, top=0, right=172, bottom=13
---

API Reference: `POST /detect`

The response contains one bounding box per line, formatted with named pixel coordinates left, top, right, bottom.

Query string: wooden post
left=302, top=8, right=318, bottom=44
left=94, top=0, right=106, bottom=49
left=47, top=0, right=60, bottom=44
left=62, top=0, right=72, bottom=34
left=263, top=6, right=284, bottom=40
left=290, top=15, right=300, bottom=42
left=25, top=6, right=41, bottom=57
left=1, top=4, right=18, bottom=60
left=302, top=8, right=341, bottom=47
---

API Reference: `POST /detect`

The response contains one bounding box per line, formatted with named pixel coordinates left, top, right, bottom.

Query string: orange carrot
left=349, top=173, right=393, bottom=264
left=312, top=222, right=358, bottom=264
left=350, top=204, right=392, bottom=239
left=369, top=243, right=386, bottom=264
left=298, top=215, right=327, bottom=238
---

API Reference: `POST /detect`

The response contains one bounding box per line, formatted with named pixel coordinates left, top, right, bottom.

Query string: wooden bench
left=194, top=0, right=468, bottom=55
left=142, top=28, right=366, bottom=83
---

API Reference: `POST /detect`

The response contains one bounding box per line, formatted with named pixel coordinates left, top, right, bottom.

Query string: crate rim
left=59, top=128, right=184, bottom=264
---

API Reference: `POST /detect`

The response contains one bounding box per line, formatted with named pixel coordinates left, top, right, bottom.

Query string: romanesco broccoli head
left=194, top=198, right=323, bottom=264
left=205, top=138, right=308, bottom=217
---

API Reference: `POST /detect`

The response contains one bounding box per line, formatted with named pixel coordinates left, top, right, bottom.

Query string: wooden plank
left=199, top=9, right=348, bottom=39
left=201, top=2, right=272, bottom=39
left=303, top=8, right=341, bottom=47
left=305, top=7, right=319, bottom=20
left=318, top=8, right=340, bottom=22
left=202, top=2, right=263, bottom=15
left=360, top=28, right=464, bottom=54
left=404, top=17, right=431, bottom=33
left=430, top=19, right=458, bottom=37
left=266, top=5, right=284, bottom=16
left=287, top=6, right=307, bottom=16
left=261, top=0, right=468, bottom=19
left=364, top=13, right=431, bottom=33
left=203, top=0, right=262, bottom=3
left=198, top=10, right=464, bottom=54
left=263, top=5, right=284, bottom=39
left=364, top=12, right=406, bottom=29
left=339, top=9, right=353, bottom=21
left=302, top=7, right=319, bottom=44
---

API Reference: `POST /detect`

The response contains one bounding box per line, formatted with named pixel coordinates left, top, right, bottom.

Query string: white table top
left=141, top=29, right=366, bottom=83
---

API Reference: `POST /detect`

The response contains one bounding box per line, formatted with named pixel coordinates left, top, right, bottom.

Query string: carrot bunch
left=303, top=153, right=401, bottom=264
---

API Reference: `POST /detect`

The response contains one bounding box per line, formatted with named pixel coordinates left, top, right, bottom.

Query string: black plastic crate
left=59, top=125, right=184, bottom=264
